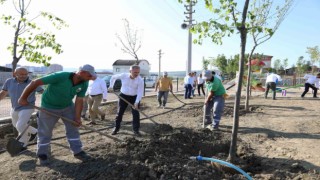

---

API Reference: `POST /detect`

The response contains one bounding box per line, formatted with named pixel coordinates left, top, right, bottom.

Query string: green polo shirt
left=205, top=77, right=226, bottom=96
left=40, top=72, right=88, bottom=109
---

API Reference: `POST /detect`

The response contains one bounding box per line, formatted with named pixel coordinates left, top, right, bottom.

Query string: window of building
left=116, top=68, right=120, bottom=72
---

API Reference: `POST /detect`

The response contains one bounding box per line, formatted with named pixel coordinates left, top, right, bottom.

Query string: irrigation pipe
left=170, top=91, right=187, bottom=105
left=189, top=155, right=252, bottom=180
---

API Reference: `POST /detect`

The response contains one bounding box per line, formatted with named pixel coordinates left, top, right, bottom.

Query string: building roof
left=0, top=66, right=12, bottom=72
left=112, top=59, right=150, bottom=66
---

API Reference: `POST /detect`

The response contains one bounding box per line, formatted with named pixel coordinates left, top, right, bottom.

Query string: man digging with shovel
left=18, top=64, right=96, bottom=165
left=202, top=70, right=226, bottom=130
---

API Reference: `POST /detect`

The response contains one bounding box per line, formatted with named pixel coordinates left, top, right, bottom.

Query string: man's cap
left=79, top=64, right=96, bottom=77
left=202, top=70, right=213, bottom=80
left=163, top=71, right=168, bottom=76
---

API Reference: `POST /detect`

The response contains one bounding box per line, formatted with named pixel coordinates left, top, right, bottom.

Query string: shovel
left=113, top=92, right=159, bottom=125
left=6, top=121, right=31, bottom=157
left=32, top=105, right=122, bottom=142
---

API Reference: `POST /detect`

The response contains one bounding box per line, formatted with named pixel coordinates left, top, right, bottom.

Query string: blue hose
left=190, top=155, right=253, bottom=180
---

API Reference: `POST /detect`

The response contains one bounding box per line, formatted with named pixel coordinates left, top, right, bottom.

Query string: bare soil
left=0, top=87, right=320, bottom=179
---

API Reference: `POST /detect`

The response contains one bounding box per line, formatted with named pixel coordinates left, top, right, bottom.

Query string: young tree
left=178, top=0, right=253, bottom=162
left=306, top=46, right=320, bottom=73
left=244, top=0, right=294, bottom=111
left=116, top=19, right=143, bottom=64
left=1, top=0, right=67, bottom=72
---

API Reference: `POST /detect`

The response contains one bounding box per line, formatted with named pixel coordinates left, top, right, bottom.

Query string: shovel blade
left=6, top=138, right=24, bottom=157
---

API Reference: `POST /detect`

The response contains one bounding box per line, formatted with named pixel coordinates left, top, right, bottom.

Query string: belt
left=90, top=94, right=102, bottom=97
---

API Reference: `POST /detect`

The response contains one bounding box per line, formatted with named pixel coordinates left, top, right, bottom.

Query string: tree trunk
left=245, top=47, right=256, bottom=111
left=228, top=0, right=250, bottom=163
left=12, top=57, right=19, bottom=74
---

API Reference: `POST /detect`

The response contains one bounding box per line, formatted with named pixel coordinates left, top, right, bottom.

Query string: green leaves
left=1, top=0, right=67, bottom=70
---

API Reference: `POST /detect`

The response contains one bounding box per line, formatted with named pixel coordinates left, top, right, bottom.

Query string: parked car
left=102, top=75, right=121, bottom=91
left=145, top=79, right=156, bottom=88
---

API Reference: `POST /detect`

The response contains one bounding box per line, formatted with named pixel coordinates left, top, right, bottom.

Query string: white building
left=47, top=64, right=63, bottom=73
left=112, top=59, right=150, bottom=77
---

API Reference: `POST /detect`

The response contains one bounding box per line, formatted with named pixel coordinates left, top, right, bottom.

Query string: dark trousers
left=184, top=84, right=192, bottom=98
left=265, top=82, right=276, bottom=99
left=114, top=93, right=140, bottom=132
left=301, top=83, right=317, bottom=97
left=197, top=83, right=205, bottom=96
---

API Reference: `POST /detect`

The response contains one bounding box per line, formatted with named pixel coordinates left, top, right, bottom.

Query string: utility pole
left=158, top=49, right=164, bottom=79
left=182, top=1, right=196, bottom=75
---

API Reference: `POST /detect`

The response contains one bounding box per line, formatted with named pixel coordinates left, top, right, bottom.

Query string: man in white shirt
left=301, top=73, right=320, bottom=98
left=265, top=73, right=282, bottom=100
left=108, top=65, right=144, bottom=136
left=86, top=75, right=108, bottom=125
left=197, top=73, right=205, bottom=96
left=184, top=72, right=193, bottom=99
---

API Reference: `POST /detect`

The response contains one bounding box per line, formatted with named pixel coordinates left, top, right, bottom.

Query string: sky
left=0, top=0, right=319, bottom=72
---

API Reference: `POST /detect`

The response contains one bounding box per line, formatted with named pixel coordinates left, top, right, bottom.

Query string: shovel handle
left=32, top=105, right=122, bottom=142
left=113, top=92, right=159, bottom=125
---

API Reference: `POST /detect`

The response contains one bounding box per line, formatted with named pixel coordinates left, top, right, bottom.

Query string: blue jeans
left=157, top=91, right=169, bottom=106
left=184, top=84, right=192, bottom=98
left=205, top=95, right=225, bottom=128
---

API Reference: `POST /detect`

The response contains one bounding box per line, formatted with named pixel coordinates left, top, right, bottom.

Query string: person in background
left=183, top=72, right=193, bottom=99
left=81, top=94, right=89, bottom=120
left=197, top=73, right=205, bottom=96
left=108, top=65, right=144, bottom=136
left=301, top=73, right=320, bottom=98
left=191, top=72, right=197, bottom=97
left=18, top=64, right=95, bottom=165
left=265, top=72, right=282, bottom=100
left=86, top=75, right=108, bottom=125
left=155, top=71, right=173, bottom=109
left=0, top=67, right=43, bottom=153
left=203, top=70, right=226, bottom=130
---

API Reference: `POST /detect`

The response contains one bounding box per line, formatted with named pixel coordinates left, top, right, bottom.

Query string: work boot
left=133, top=131, right=141, bottom=137
left=74, top=151, right=91, bottom=161
left=111, top=128, right=119, bottom=135
left=38, top=154, right=49, bottom=166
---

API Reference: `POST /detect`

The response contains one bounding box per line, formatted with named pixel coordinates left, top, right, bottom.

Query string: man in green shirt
left=18, top=64, right=96, bottom=165
left=203, top=70, right=226, bottom=130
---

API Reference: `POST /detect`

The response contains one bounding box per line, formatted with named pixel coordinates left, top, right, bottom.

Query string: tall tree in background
left=201, top=56, right=210, bottom=70
left=273, top=59, right=281, bottom=73
left=282, top=58, right=288, bottom=74
left=296, top=56, right=304, bottom=75
left=116, top=19, right=143, bottom=64
left=211, top=54, right=227, bottom=73
left=306, top=46, right=320, bottom=73
left=244, top=0, right=294, bottom=111
left=1, top=0, right=67, bottom=72
left=226, top=55, right=239, bottom=78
